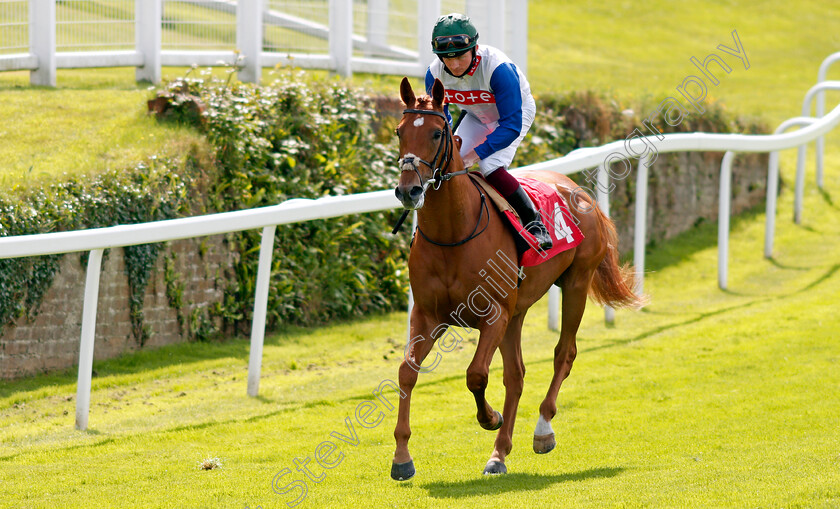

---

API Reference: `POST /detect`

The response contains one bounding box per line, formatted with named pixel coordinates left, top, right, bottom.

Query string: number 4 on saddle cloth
left=470, top=174, right=585, bottom=267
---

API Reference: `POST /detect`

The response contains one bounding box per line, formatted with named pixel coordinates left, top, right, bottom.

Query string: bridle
left=399, top=108, right=470, bottom=191
left=395, top=107, right=489, bottom=247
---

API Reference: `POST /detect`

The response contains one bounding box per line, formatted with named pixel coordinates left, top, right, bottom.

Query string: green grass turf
left=3, top=1, right=840, bottom=507
left=1, top=161, right=838, bottom=508
left=0, top=70, right=204, bottom=190
left=528, top=0, right=840, bottom=124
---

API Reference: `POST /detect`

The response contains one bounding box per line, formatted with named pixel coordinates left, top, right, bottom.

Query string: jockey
left=426, top=13, right=553, bottom=251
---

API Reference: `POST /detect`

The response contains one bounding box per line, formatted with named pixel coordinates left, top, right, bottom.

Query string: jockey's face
left=442, top=49, right=474, bottom=76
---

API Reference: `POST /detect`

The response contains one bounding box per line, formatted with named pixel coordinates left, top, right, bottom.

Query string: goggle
left=432, top=34, right=473, bottom=52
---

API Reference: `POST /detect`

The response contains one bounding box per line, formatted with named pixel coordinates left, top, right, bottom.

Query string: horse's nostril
left=394, top=187, right=404, bottom=201
left=408, top=186, right=424, bottom=201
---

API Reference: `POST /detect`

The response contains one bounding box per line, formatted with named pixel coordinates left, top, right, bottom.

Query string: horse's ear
left=431, top=78, right=446, bottom=108
left=400, top=77, right=416, bottom=108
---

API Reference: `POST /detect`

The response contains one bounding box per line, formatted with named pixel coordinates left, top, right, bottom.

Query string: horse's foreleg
left=466, top=315, right=509, bottom=432
left=484, top=313, right=526, bottom=475
left=535, top=267, right=592, bottom=454
left=391, top=311, right=439, bottom=481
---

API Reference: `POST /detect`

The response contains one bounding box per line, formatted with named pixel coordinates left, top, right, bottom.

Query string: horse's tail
left=588, top=205, right=647, bottom=309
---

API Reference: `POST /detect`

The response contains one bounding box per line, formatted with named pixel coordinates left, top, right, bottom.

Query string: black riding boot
left=506, top=185, right=553, bottom=251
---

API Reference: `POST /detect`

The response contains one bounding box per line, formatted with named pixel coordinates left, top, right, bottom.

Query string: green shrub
left=0, top=159, right=193, bottom=343
left=154, top=71, right=409, bottom=332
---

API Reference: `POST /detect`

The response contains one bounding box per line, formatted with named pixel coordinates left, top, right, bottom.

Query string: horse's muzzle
left=394, top=184, right=425, bottom=210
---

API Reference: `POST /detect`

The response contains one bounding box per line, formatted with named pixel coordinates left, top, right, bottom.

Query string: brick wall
left=0, top=236, right=236, bottom=379
left=609, top=151, right=770, bottom=254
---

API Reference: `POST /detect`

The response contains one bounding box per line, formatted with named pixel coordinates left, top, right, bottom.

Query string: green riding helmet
left=431, top=13, right=479, bottom=58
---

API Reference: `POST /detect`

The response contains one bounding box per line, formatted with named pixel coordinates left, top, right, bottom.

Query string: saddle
left=469, top=173, right=584, bottom=267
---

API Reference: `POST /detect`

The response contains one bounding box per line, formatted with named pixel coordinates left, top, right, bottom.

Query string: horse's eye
left=432, top=129, right=442, bottom=139
left=394, top=128, right=401, bottom=138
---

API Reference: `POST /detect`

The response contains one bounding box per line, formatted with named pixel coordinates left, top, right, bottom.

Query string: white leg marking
left=535, top=414, right=554, bottom=436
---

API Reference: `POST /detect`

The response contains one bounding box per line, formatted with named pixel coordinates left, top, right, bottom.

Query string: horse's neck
left=417, top=173, right=480, bottom=243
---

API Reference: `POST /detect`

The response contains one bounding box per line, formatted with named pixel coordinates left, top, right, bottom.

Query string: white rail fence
left=0, top=0, right=528, bottom=86
left=2, top=52, right=839, bottom=430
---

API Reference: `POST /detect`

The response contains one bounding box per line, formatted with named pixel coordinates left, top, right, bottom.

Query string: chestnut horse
left=391, top=77, right=642, bottom=480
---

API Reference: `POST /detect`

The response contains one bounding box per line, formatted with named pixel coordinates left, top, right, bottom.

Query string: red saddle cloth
left=501, top=177, right=585, bottom=267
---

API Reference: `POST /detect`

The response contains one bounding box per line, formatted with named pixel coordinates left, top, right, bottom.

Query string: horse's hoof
left=483, top=460, right=507, bottom=475
left=533, top=433, right=556, bottom=454
left=480, top=410, right=504, bottom=431
left=390, top=460, right=415, bottom=481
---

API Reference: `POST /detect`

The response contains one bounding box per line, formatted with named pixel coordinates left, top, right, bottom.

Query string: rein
left=416, top=177, right=489, bottom=247
left=393, top=107, right=488, bottom=246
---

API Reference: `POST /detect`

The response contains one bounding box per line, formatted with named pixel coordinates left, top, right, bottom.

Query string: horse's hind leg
left=484, top=313, right=526, bottom=475
left=534, top=265, right=593, bottom=454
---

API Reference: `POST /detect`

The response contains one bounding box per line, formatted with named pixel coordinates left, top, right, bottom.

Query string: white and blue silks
left=426, top=44, right=536, bottom=176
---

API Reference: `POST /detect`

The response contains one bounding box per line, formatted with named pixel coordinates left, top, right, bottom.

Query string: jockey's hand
left=462, top=150, right=480, bottom=168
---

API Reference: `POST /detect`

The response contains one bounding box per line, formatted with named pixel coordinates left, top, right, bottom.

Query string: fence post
left=75, top=249, right=104, bottom=431
left=765, top=151, right=780, bottom=258
left=136, top=0, right=162, bottom=83
left=329, top=0, right=352, bottom=76
left=507, top=0, right=528, bottom=74
left=247, top=225, right=276, bottom=397
left=815, top=52, right=840, bottom=189
left=718, top=151, right=735, bottom=290
left=465, top=0, right=502, bottom=51
left=816, top=83, right=826, bottom=190
left=796, top=81, right=840, bottom=224
left=547, top=285, right=560, bottom=331
left=464, top=0, right=485, bottom=46
left=793, top=142, right=806, bottom=225
left=30, top=0, right=55, bottom=86
left=597, top=164, right=615, bottom=324
left=633, top=154, right=650, bottom=296
left=237, top=0, right=264, bottom=84
left=417, top=0, right=440, bottom=69
left=367, top=0, right=388, bottom=56
left=485, top=0, right=505, bottom=53
left=764, top=117, right=817, bottom=259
